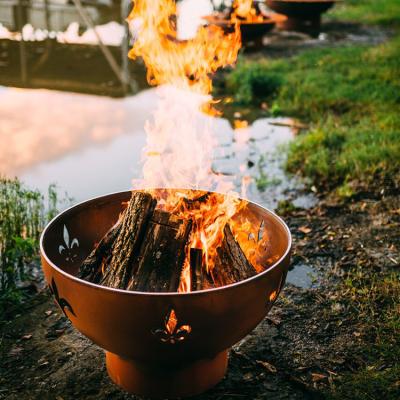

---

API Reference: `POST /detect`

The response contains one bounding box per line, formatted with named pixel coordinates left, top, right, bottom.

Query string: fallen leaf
left=311, top=373, right=327, bottom=382
left=45, top=310, right=52, bottom=317
left=266, top=316, right=281, bottom=326
left=21, top=334, right=32, bottom=340
left=299, top=226, right=312, bottom=234
left=9, top=346, right=23, bottom=356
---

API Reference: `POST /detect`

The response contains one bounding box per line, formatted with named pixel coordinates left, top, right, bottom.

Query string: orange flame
left=128, top=0, right=266, bottom=293
left=128, top=0, right=240, bottom=94
left=232, top=0, right=266, bottom=23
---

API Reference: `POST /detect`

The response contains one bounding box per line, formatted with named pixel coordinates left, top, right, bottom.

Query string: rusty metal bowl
left=266, top=0, right=337, bottom=36
left=203, top=13, right=286, bottom=47
left=40, top=189, right=291, bottom=398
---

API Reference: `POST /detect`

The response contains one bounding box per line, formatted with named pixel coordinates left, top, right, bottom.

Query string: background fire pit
left=40, top=189, right=291, bottom=398
left=266, top=0, right=337, bottom=36
left=203, top=13, right=286, bottom=48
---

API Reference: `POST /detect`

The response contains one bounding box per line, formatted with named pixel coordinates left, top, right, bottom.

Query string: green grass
left=327, top=270, right=400, bottom=399
left=330, top=0, right=400, bottom=27
left=221, top=4, right=400, bottom=396
left=221, top=1, right=400, bottom=190
left=0, top=178, right=59, bottom=319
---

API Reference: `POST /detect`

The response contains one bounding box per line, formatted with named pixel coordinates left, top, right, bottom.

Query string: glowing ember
left=127, top=0, right=267, bottom=293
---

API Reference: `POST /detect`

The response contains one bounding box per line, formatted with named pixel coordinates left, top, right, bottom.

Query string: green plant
left=222, top=35, right=400, bottom=189
left=225, top=59, right=283, bottom=105
left=0, top=178, right=59, bottom=293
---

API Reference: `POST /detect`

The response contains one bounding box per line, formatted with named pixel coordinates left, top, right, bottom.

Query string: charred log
left=79, top=191, right=156, bottom=288
left=126, top=210, right=192, bottom=292
left=79, top=192, right=257, bottom=293
left=190, top=248, right=215, bottom=291
left=212, top=224, right=256, bottom=287
left=100, top=191, right=157, bottom=289
left=78, top=222, right=121, bottom=283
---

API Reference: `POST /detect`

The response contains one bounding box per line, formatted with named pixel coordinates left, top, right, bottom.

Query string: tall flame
left=232, top=0, right=266, bottom=23
left=128, top=0, right=240, bottom=93
left=128, top=0, right=263, bottom=292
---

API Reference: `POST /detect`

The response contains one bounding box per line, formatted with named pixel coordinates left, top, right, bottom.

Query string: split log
left=100, top=191, right=157, bottom=289
left=78, top=222, right=121, bottom=283
left=211, top=224, right=256, bottom=287
left=78, top=191, right=156, bottom=287
left=190, top=248, right=215, bottom=291
left=190, top=225, right=256, bottom=290
left=79, top=192, right=256, bottom=293
left=126, top=210, right=192, bottom=292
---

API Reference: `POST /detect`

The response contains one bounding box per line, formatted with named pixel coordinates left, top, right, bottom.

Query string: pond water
left=0, top=85, right=316, bottom=212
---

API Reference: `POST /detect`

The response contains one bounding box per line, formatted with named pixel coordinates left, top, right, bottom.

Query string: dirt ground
left=1, top=180, right=398, bottom=399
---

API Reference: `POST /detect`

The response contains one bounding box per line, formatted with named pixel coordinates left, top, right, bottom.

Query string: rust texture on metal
left=203, top=13, right=286, bottom=46
left=266, top=0, right=337, bottom=36
left=40, top=189, right=291, bottom=398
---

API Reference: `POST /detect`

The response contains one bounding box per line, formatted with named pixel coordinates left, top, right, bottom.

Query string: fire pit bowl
left=40, top=189, right=291, bottom=398
left=203, top=13, right=286, bottom=47
left=266, top=0, right=337, bottom=36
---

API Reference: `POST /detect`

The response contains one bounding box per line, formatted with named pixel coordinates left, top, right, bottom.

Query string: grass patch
left=330, top=0, right=400, bottom=27
left=0, top=178, right=60, bottom=319
left=220, top=1, right=400, bottom=190
left=328, top=269, right=400, bottom=399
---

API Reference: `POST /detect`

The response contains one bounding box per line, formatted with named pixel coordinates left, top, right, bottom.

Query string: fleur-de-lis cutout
left=48, top=278, right=76, bottom=317
left=152, top=308, right=191, bottom=344
left=59, top=225, right=79, bottom=262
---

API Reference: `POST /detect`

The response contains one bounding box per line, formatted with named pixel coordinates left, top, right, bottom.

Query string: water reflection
left=0, top=86, right=154, bottom=176
left=0, top=84, right=317, bottom=211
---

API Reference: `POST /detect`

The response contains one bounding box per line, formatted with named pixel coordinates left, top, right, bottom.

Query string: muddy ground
left=1, top=181, right=398, bottom=399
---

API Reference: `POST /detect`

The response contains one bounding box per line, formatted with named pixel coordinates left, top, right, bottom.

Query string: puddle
left=286, top=263, right=319, bottom=289
left=1, top=85, right=316, bottom=210
left=1, top=87, right=316, bottom=210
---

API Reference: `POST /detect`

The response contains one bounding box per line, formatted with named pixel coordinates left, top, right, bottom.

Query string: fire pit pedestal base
left=106, top=350, right=228, bottom=398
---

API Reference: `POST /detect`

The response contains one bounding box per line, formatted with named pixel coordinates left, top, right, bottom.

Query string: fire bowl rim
left=40, top=189, right=291, bottom=297
left=203, top=12, right=287, bottom=27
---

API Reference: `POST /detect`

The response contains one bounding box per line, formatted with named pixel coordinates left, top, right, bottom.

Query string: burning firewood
left=79, top=191, right=156, bottom=288
left=189, top=225, right=257, bottom=290
left=100, top=192, right=157, bottom=289
left=126, top=210, right=192, bottom=292
left=79, top=222, right=121, bottom=284
left=190, top=248, right=215, bottom=291
left=79, top=191, right=257, bottom=292
left=213, top=224, right=257, bottom=286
